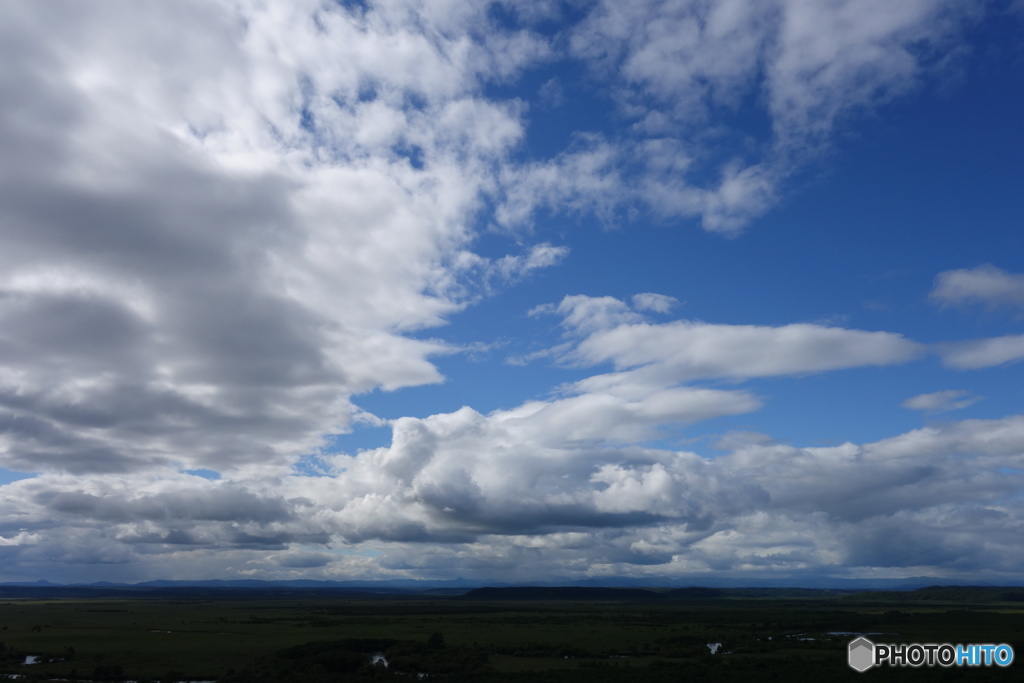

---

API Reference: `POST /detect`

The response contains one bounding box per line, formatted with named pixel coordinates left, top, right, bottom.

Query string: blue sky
left=1, top=0, right=1023, bottom=585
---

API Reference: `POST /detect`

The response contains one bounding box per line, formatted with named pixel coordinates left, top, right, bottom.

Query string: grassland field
left=1, top=586, right=1022, bottom=682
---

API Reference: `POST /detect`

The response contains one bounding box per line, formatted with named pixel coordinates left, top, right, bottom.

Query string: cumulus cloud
left=931, top=264, right=1024, bottom=310
left=0, top=1, right=1017, bottom=586
left=4, top=411, right=1024, bottom=583
left=0, top=1, right=555, bottom=478
left=902, top=390, right=981, bottom=412
left=0, top=289, right=946, bottom=580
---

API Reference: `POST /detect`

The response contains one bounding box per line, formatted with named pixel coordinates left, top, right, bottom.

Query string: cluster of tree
left=491, top=641, right=593, bottom=659
left=841, top=586, right=1024, bottom=603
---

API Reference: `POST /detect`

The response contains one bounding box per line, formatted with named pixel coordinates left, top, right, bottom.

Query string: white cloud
left=902, top=390, right=981, bottom=412
left=520, top=293, right=923, bottom=461
left=942, top=334, right=1024, bottom=370
left=631, top=292, right=679, bottom=314
left=767, top=0, right=971, bottom=146
left=0, top=1, right=554, bottom=478
left=503, top=243, right=569, bottom=274
left=5, top=412, right=1024, bottom=583
left=495, top=137, right=625, bottom=228
left=695, top=162, right=779, bottom=235
left=931, top=264, right=1024, bottom=310
left=0, top=1, right=1019, bottom=586
left=552, top=294, right=923, bottom=382
left=470, top=242, right=570, bottom=292
left=533, top=294, right=643, bottom=334
left=496, top=387, right=761, bottom=445
left=570, top=0, right=774, bottom=124
left=425, top=241, right=568, bottom=303
left=567, top=0, right=979, bottom=233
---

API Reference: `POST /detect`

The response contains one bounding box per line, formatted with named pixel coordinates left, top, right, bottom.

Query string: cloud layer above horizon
left=1, top=0, right=1023, bottom=585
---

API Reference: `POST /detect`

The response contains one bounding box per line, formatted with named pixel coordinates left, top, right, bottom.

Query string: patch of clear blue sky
left=332, top=13, right=1024, bottom=458
left=182, top=468, right=221, bottom=481
left=0, top=468, right=35, bottom=486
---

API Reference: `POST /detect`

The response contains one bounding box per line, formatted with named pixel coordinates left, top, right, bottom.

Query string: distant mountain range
left=3, top=579, right=1024, bottom=605
left=2, top=576, right=1022, bottom=592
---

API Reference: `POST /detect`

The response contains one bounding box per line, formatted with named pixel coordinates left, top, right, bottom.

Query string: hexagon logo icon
left=849, top=637, right=875, bottom=672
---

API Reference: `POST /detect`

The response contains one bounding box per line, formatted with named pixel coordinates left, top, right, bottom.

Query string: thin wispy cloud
left=902, top=390, right=981, bottom=413
left=942, top=334, right=1024, bottom=370
left=932, top=265, right=1024, bottom=310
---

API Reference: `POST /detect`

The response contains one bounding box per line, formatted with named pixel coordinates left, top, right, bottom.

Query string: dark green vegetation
left=0, top=586, right=1021, bottom=681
